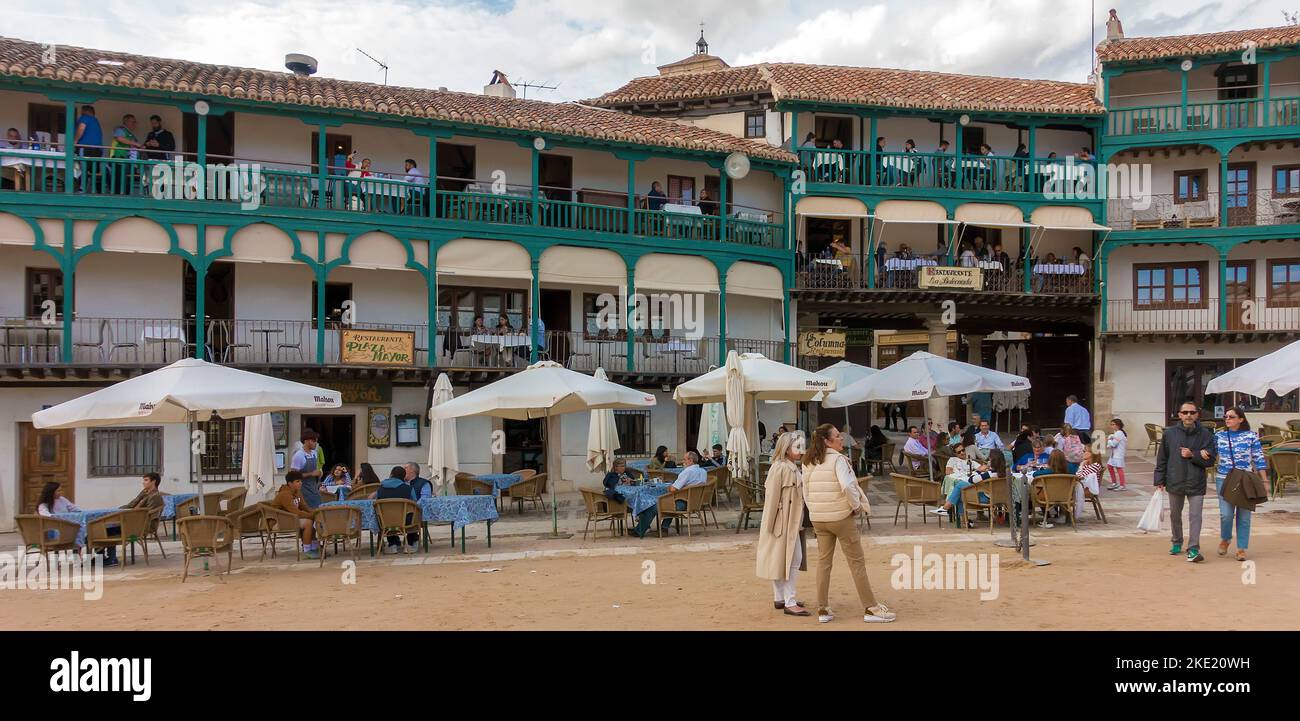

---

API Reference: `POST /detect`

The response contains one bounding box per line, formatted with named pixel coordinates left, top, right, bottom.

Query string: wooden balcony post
left=426, top=248, right=438, bottom=368
left=626, top=158, right=635, bottom=237
left=530, top=255, right=540, bottom=364
left=63, top=100, right=76, bottom=195
left=316, top=123, right=327, bottom=206
left=718, top=273, right=728, bottom=367
left=1217, top=248, right=1230, bottom=331
left=1219, top=156, right=1229, bottom=228
left=1180, top=68, right=1189, bottom=129
left=625, top=267, right=636, bottom=373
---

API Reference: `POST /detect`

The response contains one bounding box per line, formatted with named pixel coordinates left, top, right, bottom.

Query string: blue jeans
left=1216, top=475, right=1252, bottom=550
left=632, top=499, right=686, bottom=537
left=946, top=481, right=989, bottom=518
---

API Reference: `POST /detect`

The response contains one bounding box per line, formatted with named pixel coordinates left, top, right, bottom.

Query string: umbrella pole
left=549, top=408, right=558, bottom=536
left=192, top=410, right=205, bottom=512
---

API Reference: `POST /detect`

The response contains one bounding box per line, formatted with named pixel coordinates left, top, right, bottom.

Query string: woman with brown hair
left=757, top=431, right=810, bottom=616
left=802, top=423, right=895, bottom=624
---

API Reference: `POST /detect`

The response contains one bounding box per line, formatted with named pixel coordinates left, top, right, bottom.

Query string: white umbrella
left=824, top=351, right=1031, bottom=483
left=427, top=373, right=459, bottom=495
left=32, top=358, right=341, bottom=509
left=240, top=413, right=277, bottom=502
left=585, top=367, right=621, bottom=474
left=816, top=359, right=878, bottom=428
left=1206, top=339, right=1300, bottom=397
left=675, top=352, right=834, bottom=480
left=431, top=360, right=655, bottom=535
left=697, top=401, right=728, bottom=457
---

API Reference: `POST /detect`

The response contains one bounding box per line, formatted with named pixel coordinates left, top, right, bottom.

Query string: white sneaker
left=864, top=603, right=897, bottom=623
left=404, top=543, right=418, bottom=555
left=382, top=545, right=399, bottom=555
left=817, top=609, right=834, bottom=624
left=931, top=507, right=948, bottom=515
left=1106, top=484, right=1119, bottom=491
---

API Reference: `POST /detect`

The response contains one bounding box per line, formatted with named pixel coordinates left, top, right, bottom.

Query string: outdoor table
left=161, top=493, right=199, bottom=520
left=587, top=337, right=621, bottom=370
left=321, top=496, right=498, bottom=555
left=1033, top=263, right=1086, bottom=275
left=141, top=324, right=187, bottom=363
left=470, top=333, right=530, bottom=366
left=977, top=260, right=1005, bottom=272
left=881, top=155, right=917, bottom=173
left=323, top=484, right=351, bottom=501
left=653, top=339, right=697, bottom=372
left=614, top=482, right=672, bottom=516
left=52, top=508, right=120, bottom=548
left=1037, top=163, right=1087, bottom=185
left=812, top=258, right=843, bottom=268
left=4, top=322, right=61, bottom=363
left=250, top=328, right=284, bottom=362
left=885, top=257, right=937, bottom=271
left=625, top=460, right=683, bottom=479
left=471, top=472, right=524, bottom=497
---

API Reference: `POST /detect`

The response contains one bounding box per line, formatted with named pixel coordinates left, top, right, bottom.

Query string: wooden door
left=1225, top=261, right=1254, bottom=330
left=20, top=423, right=74, bottom=514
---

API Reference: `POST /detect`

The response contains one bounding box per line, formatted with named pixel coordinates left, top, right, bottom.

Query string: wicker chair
left=732, top=476, right=764, bottom=533
left=221, top=487, right=248, bottom=515
left=165, top=495, right=201, bottom=539
left=1032, top=474, right=1079, bottom=531
left=1259, top=424, right=1285, bottom=439
left=228, top=504, right=267, bottom=560
left=694, top=481, right=719, bottom=530
left=313, top=505, right=363, bottom=566
left=656, top=487, right=695, bottom=537
left=259, top=504, right=305, bottom=561
left=961, top=476, right=1010, bottom=532
left=373, top=499, right=421, bottom=551
left=177, top=515, right=235, bottom=582
left=902, top=451, right=936, bottom=478
left=1266, top=449, right=1299, bottom=500
left=144, top=506, right=167, bottom=559
left=708, top=466, right=732, bottom=504
left=86, top=508, right=152, bottom=567
left=1144, top=423, right=1162, bottom=456
left=504, top=468, right=537, bottom=505
left=864, top=442, right=896, bottom=476
left=506, top=473, right=546, bottom=514
left=891, top=473, right=944, bottom=528
left=347, top=483, right=380, bottom=500
left=15, top=514, right=80, bottom=565
left=581, top=490, right=626, bottom=539
left=1288, top=420, right=1300, bottom=433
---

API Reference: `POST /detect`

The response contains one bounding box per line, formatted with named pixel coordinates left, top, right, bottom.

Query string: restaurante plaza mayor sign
left=339, top=329, right=415, bottom=366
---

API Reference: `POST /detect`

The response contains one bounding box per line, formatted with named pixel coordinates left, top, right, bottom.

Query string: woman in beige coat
left=756, top=431, right=810, bottom=616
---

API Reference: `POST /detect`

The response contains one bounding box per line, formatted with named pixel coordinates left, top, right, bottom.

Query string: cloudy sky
left=5, top=0, right=1293, bottom=101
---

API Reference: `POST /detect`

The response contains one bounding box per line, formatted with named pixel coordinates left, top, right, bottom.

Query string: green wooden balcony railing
left=1106, top=97, right=1300, bottom=137
left=797, top=148, right=1098, bottom=196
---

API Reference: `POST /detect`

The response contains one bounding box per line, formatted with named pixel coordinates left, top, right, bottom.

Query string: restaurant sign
left=918, top=266, right=983, bottom=291
left=310, top=379, right=392, bottom=404
left=340, top=329, right=415, bottom=366
left=798, top=330, right=847, bottom=358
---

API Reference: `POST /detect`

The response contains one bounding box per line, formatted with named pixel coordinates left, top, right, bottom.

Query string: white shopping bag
left=1137, top=488, right=1164, bottom=533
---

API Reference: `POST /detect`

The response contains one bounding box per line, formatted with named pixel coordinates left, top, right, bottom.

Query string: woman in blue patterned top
left=1214, top=407, right=1268, bottom=561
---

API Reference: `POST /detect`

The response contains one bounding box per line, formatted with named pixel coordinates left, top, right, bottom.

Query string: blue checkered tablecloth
left=614, top=483, right=672, bottom=515
left=51, top=508, right=121, bottom=547
left=472, top=473, right=524, bottom=497
left=161, top=493, right=199, bottom=520
left=625, top=460, right=683, bottom=477
left=322, top=496, right=498, bottom=533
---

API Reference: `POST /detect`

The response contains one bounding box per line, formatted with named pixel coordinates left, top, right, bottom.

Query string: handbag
left=1221, top=431, right=1267, bottom=511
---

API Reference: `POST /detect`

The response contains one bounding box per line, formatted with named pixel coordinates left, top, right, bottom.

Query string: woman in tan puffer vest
left=803, top=423, right=896, bottom=624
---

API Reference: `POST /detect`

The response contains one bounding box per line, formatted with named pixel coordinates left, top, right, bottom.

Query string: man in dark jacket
left=1154, top=402, right=1217, bottom=563
left=377, top=466, right=421, bottom=554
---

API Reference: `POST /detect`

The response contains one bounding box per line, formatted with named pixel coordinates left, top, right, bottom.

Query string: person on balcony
left=959, top=242, right=977, bottom=268
left=875, top=136, right=895, bottom=185
left=899, top=138, right=918, bottom=185
left=74, top=105, right=103, bottom=192
left=933, top=139, right=954, bottom=187
left=2, top=127, right=29, bottom=191
left=645, top=180, right=667, bottom=211
left=403, top=159, right=428, bottom=215
left=991, top=242, right=1011, bottom=273
left=143, top=115, right=175, bottom=161
left=109, top=114, right=145, bottom=194
left=698, top=188, right=718, bottom=217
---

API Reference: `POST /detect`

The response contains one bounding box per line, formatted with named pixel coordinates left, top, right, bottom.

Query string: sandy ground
left=3, top=516, right=1297, bottom=631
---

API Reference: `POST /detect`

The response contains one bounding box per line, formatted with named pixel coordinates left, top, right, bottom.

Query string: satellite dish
left=533, top=137, right=546, bottom=151
left=724, top=152, right=751, bottom=180
left=193, top=100, right=210, bottom=116
left=958, top=114, right=971, bottom=126
left=1180, top=59, right=1194, bottom=72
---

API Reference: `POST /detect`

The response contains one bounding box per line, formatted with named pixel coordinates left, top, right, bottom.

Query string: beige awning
left=726, top=261, right=784, bottom=300
left=539, top=246, right=626, bottom=286
left=635, top=253, right=719, bottom=293
left=437, top=238, right=531, bottom=279
left=954, top=203, right=1033, bottom=228
left=873, top=200, right=957, bottom=224
left=795, top=196, right=870, bottom=218
left=1030, top=206, right=1111, bottom=232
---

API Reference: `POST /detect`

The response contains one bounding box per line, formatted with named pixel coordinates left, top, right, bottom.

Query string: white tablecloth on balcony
left=733, top=210, right=770, bottom=223
left=141, top=325, right=187, bottom=345
left=885, top=258, right=938, bottom=271
left=0, top=148, right=69, bottom=169
left=1037, top=163, right=1087, bottom=183
left=812, top=258, right=843, bottom=268
left=812, top=152, right=845, bottom=170
left=1033, top=263, right=1086, bottom=275
left=881, top=156, right=917, bottom=172
left=663, top=203, right=702, bottom=215
left=469, top=333, right=531, bottom=348
left=653, top=340, right=698, bottom=353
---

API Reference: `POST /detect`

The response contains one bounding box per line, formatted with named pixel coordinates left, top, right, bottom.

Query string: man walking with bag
left=1154, top=402, right=1217, bottom=563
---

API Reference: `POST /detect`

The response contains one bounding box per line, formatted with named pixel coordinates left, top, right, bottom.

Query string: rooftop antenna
left=514, top=77, right=560, bottom=100
left=355, top=47, right=389, bottom=85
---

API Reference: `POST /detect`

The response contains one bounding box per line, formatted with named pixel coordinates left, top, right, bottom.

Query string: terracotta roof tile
left=1096, top=25, right=1300, bottom=64
left=590, top=62, right=1102, bottom=115
left=0, top=36, right=793, bottom=163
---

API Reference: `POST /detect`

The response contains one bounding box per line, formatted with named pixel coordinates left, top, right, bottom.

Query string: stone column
left=925, top=316, right=950, bottom=430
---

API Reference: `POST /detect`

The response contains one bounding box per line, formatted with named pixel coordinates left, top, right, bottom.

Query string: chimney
left=1106, top=9, right=1124, bottom=41
left=285, top=53, right=318, bottom=77
left=483, top=70, right=516, bottom=99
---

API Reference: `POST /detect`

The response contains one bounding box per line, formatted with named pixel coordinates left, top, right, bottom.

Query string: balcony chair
left=210, top=320, right=251, bottom=363
left=276, top=323, right=307, bottom=362
left=73, top=319, right=110, bottom=362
